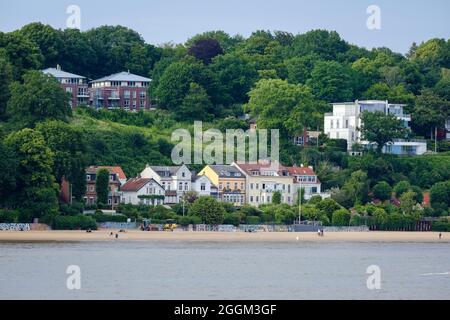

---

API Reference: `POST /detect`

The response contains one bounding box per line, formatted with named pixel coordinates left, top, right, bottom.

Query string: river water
left=0, top=241, right=449, bottom=299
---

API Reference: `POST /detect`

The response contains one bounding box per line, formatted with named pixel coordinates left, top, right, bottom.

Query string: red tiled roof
left=121, top=178, right=152, bottom=192
left=286, top=166, right=316, bottom=176
left=97, top=166, right=127, bottom=180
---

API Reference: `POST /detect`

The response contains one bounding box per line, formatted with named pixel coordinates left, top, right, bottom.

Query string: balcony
left=108, top=93, right=120, bottom=100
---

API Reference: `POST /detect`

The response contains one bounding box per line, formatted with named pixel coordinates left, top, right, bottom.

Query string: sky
left=0, top=0, right=449, bottom=54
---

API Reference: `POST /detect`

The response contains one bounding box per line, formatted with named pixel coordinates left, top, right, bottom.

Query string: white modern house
left=120, top=178, right=165, bottom=205
left=140, top=165, right=193, bottom=204
left=324, top=100, right=427, bottom=155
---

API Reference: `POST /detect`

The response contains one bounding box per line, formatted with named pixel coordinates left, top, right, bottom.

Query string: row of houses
left=69, top=161, right=327, bottom=209
left=43, top=65, right=152, bottom=110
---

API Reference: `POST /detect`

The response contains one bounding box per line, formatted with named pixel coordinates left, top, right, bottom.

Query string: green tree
left=95, top=169, right=110, bottom=206
left=209, top=52, right=258, bottom=105
left=412, top=89, right=450, bottom=138
left=342, top=170, right=370, bottom=205
left=35, top=120, right=87, bottom=200
left=272, top=191, right=281, bottom=204
left=0, top=50, right=13, bottom=118
left=177, top=82, right=213, bottom=121
left=189, top=196, right=225, bottom=224
left=399, top=191, right=417, bottom=215
left=4, top=128, right=58, bottom=221
left=19, top=22, right=63, bottom=67
left=332, top=208, right=351, bottom=226
left=245, top=79, right=320, bottom=137
left=308, top=60, right=353, bottom=102
left=429, top=181, right=450, bottom=213
left=372, top=181, right=392, bottom=201
left=359, top=111, right=408, bottom=154
left=393, top=181, right=411, bottom=198
left=6, top=70, right=71, bottom=128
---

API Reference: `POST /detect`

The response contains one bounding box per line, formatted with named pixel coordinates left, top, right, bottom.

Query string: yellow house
left=198, top=165, right=246, bottom=207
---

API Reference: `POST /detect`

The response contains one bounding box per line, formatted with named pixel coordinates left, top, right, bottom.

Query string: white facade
left=192, top=175, right=215, bottom=197
left=121, top=179, right=165, bottom=206
left=324, top=100, right=426, bottom=155
left=140, top=165, right=192, bottom=203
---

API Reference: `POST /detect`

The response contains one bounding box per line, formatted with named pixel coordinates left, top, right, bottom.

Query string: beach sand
left=0, top=230, right=448, bottom=242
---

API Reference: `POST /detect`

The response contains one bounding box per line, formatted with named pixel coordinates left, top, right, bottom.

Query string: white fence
left=0, top=223, right=31, bottom=231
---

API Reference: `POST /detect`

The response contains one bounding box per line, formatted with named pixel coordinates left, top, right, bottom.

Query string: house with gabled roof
left=139, top=164, right=192, bottom=204
left=84, top=165, right=127, bottom=208
left=120, top=178, right=165, bottom=206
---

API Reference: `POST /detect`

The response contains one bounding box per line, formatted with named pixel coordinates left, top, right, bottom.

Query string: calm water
left=0, top=241, right=449, bottom=299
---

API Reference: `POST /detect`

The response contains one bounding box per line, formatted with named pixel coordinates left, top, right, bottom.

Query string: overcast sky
left=1, top=0, right=449, bottom=54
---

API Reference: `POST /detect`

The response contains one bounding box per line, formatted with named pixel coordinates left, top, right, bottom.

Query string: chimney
left=300, top=164, right=304, bottom=167
left=56, top=64, right=61, bottom=70
left=308, top=166, right=313, bottom=170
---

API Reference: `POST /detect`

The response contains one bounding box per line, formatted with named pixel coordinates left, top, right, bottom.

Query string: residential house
left=192, top=173, right=219, bottom=198
left=89, top=71, right=151, bottom=111
left=84, top=166, right=127, bottom=208
left=324, top=100, right=427, bottom=155
left=198, top=165, right=246, bottom=207
left=140, top=165, right=192, bottom=204
left=120, top=178, right=165, bottom=206
left=285, top=165, right=324, bottom=200
left=43, top=65, right=89, bottom=108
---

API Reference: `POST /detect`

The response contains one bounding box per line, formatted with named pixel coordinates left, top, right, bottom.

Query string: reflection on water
left=0, top=241, right=449, bottom=299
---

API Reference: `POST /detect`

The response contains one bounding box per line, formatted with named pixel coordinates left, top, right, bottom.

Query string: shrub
left=431, top=221, right=450, bottom=232
left=393, top=181, right=411, bottom=198
left=246, top=215, right=261, bottom=224
left=332, top=209, right=351, bottom=226
left=223, top=213, right=242, bottom=226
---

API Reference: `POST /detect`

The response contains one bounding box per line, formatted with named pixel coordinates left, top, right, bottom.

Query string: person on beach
left=115, top=233, right=119, bottom=239
left=318, top=229, right=321, bottom=237
left=321, top=229, right=324, bottom=237
left=439, top=232, right=442, bottom=239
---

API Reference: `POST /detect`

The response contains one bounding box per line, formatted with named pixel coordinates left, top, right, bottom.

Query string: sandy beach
left=0, top=230, right=448, bottom=242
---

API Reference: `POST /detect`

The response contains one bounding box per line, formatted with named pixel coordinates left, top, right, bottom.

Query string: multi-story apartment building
left=285, top=165, right=322, bottom=200
left=89, top=71, right=151, bottom=111
left=324, top=100, right=427, bottom=155
left=198, top=165, right=246, bottom=207
left=232, top=161, right=296, bottom=206
left=43, top=65, right=89, bottom=108
left=140, top=165, right=192, bottom=204
left=84, top=166, right=127, bottom=208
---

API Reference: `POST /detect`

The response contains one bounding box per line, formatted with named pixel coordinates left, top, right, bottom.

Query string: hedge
left=92, top=214, right=128, bottom=223
left=431, top=221, right=450, bottom=232
left=53, top=215, right=97, bottom=230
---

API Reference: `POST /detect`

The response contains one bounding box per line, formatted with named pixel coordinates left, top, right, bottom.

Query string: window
left=132, top=100, right=137, bottom=109
left=345, top=119, right=349, bottom=129
left=140, top=91, right=146, bottom=99
left=179, top=182, right=183, bottom=191
left=256, top=196, right=259, bottom=202
left=86, top=175, right=91, bottom=181
left=256, top=183, right=259, bottom=189
left=184, top=182, right=188, bottom=191
left=240, top=183, right=244, bottom=190
left=250, top=196, right=254, bottom=202
left=234, top=182, right=238, bottom=190
left=250, top=183, right=254, bottom=189
left=124, top=100, right=130, bottom=107
left=66, top=87, right=73, bottom=93
left=336, top=119, right=340, bottom=129
left=182, top=172, right=185, bottom=177
left=226, top=182, right=230, bottom=189
left=200, top=183, right=206, bottom=191
left=124, top=90, right=130, bottom=99
left=312, top=187, right=317, bottom=193
left=140, top=100, right=145, bottom=107
left=133, top=91, right=137, bottom=99
left=330, top=120, right=334, bottom=129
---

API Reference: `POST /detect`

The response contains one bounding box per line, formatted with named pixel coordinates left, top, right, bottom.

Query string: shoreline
left=0, top=230, right=448, bottom=243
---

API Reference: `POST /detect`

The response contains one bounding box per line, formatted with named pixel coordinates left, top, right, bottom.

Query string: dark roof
left=208, top=165, right=244, bottom=178
left=150, top=166, right=182, bottom=176
left=85, top=166, right=127, bottom=180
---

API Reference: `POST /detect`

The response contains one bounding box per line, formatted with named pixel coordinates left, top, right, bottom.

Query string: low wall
left=0, top=223, right=31, bottom=231
left=98, top=222, right=137, bottom=229
left=323, top=226, right=370, bottom=232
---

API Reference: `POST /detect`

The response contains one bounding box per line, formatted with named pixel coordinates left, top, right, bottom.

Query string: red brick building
left=89, top=71, right=152, bottom=111
left=84, top=166, right=127, bottom=208
left=43, top=65, right=89, bottom=108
